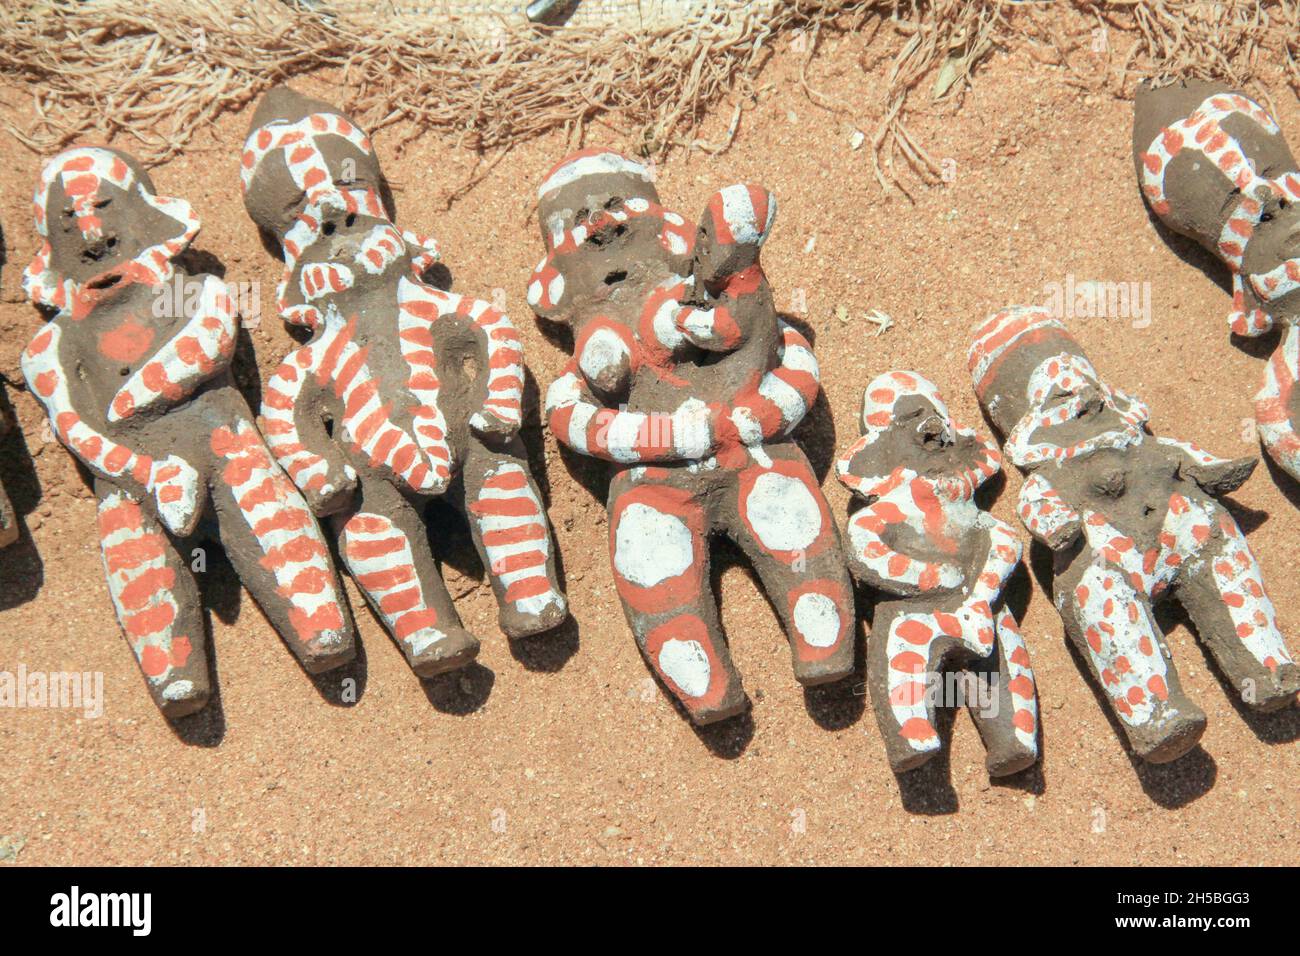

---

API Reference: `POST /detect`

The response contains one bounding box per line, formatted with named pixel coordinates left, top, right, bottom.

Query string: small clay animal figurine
left=836, top=371, right=1039, bottom=776
left=22, top=146, right=355, bottom=718
left=531, top=148, right=855, bottom=724
left=240, top=86, right=567, bottom=676
left=970, top=306, right=1300, bottom=763
left=1134, top=80, right=1300, bottom=484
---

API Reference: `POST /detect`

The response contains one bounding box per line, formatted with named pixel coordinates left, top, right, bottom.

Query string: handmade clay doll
left=1134, top=80, right=1300, bottom=483
left=836, top=371, right=1039, bottom=775
left=531, top=149, right=855, bottom=725
left=970, top=306, right=1299, bottom=763
left=22, top=146, right=355, bottom=717
left=240, top=87, right=567, bottom=677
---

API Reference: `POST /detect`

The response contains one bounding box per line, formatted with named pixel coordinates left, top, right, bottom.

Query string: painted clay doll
left=22, top=146, right=355, bottom=717
left=970, top=306, right=1299, bottom=763
left=240, top=87, right=567, bottom=677
left=531, top=149, right=855, bottom=724
left=1134, top=80, right=1300, bottom=483
left=836, top=371, right=1039, bottom=775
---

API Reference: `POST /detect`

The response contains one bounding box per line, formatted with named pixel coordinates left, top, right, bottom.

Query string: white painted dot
left=579, top=326, right=629, bottom=385
left=657, top=638, right=711, bottom=698
left=613, top=502, right=693, bottom=588
left=743, top=472, right=820, bottom=552
left=793, top=591, right=840, bottom=648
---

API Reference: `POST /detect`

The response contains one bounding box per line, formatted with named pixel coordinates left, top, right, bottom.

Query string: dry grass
left=0, top=0, right=1295, bottom=196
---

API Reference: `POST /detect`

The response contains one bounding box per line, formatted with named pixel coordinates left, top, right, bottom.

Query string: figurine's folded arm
left=260, top=350, right=356, bottom=514
left=22, top=322, right=203, bottom=535
left=109, top=275, right=239, bottom=422
left=545, top=365, right=718, bottom=463
left=671, top=301, right=744, bottom=353
left=463, top=298, right=525, bottom=441
left=1016, top=472, right=1082, bottom=550
left=844, top=499, right=965, bottom=596
left=1156, top=436, right=1257, bottom=496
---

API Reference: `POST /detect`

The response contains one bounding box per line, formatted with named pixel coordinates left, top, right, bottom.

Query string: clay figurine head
left=690, top=184, right=776, bottom=290
left=240, top=87, right=437, bottom=329
left=837, top=370, right=998, bottom=501
left=969, top=306, right=1148, bottom=467
left=23, top=146, right=199, bottom=319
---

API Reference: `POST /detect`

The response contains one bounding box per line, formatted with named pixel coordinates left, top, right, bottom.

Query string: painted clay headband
left=23, top=147, right=199, bottom=320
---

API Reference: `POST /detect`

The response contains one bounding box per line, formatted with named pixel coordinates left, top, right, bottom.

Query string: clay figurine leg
left=335, top=477, right=480, bottom=677
left=1055, top=550, right=1206, bottom=763
left=460, top=436, right=568, bottom=638
left=208, top=419, right=355, bottom=674
left=966, top=611, right=1040, bottom=777
left=726, top=444, right=855, bottom=686
left=607, top=469, right=746, bottom=724
left=1175, top=508, right=1300, bottom=711
left=865, top=602, right=944, bottom=772
left=96, top=487, right=210, bottom=718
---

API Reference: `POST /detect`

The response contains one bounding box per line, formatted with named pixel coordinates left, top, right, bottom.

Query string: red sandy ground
left=0, top=17, right=1297, bottom=865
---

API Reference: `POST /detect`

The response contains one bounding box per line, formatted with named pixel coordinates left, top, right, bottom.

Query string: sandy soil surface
left=1, top=16, right=1298, bottom=866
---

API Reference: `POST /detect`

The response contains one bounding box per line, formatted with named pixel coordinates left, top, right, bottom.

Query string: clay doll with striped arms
left=1134, top=80, right=1300, bottom=484
left=970, top=306, right=1300, bottom=763
left=21, top=146, right=355, bottom=718
left=241, top=87, right=567, bottom=678
left=836, top=371, right=1039, bottom=776
left=532, top=149, right=854, bottom=725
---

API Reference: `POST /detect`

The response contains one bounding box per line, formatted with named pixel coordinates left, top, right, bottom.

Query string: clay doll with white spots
left=22, top=146, right=355, bottom=717
left=836, top=371, right=1039, bottom=776
left=1134, top=80, right=1300, bottom=484
left=531, top=149, right=854, bottom=724
left=970, top=306, right=1299, bottom=763
left=241, top=87, right=567, bottom=678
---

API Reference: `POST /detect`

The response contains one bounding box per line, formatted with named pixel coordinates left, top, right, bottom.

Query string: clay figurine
left=1134, top=80, right=1300, bottom=484
left=970, top=306, right=1300, bottom=763
left=531, top=148, right=855, bottom=724
left=836, top=371, right=1039, bottom=775
left=240, top=87, right=567, bottom=677
left=22, top=146, right=356, bottom=717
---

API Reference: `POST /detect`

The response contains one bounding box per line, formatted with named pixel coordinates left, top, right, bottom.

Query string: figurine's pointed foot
left=296, top=630, right=357, bottom=675
left=1245, top=661, right=1300, bottom=712
left=1132, top=710, right=1207, bottom=764
left=408, top=626, right=481, bottom=678
left=154, top=677, right=211, bottom=720
left=499, top=593, right=569, bottom=639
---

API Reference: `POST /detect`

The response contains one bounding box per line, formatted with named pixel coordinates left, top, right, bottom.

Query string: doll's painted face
left=1007, top=353, right=1147, bottom=465
left=691, top=185, right=774, bottom=290
left=44, top=162, right=188, bottom=287
left=1242, top=198, right=1300, bottom=319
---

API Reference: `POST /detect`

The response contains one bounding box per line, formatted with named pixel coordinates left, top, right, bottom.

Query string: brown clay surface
left=1, top=20, right=1298, bottom=865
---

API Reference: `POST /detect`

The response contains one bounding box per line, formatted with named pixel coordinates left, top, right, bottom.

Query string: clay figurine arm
left=1016, top=472, right=1083, bottom=551
left=109, top=274, right=239, bottom=421
left=1156, top=436, right=1257, bottom=496
left=22, top=322, right=203, bottom=535
left=671, top=301, right=744, bottom=353
left=844, top=498, right=965, bottom=597
left=260, top=348, right=357, bottom=515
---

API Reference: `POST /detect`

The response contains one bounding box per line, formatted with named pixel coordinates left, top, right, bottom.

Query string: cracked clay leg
left=96, top=486, right=210, bottom=718
left=1056, top=549, right=1206, bottom=763
left=608, top=469, right=745, bottom=724
left=336, top=477, right=480, bottom=678
left=1176, top=507, right=1300, bottom=711
left=727, top=444, right=855, bottom=686
left=461, top=436, right=568, bottom=639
